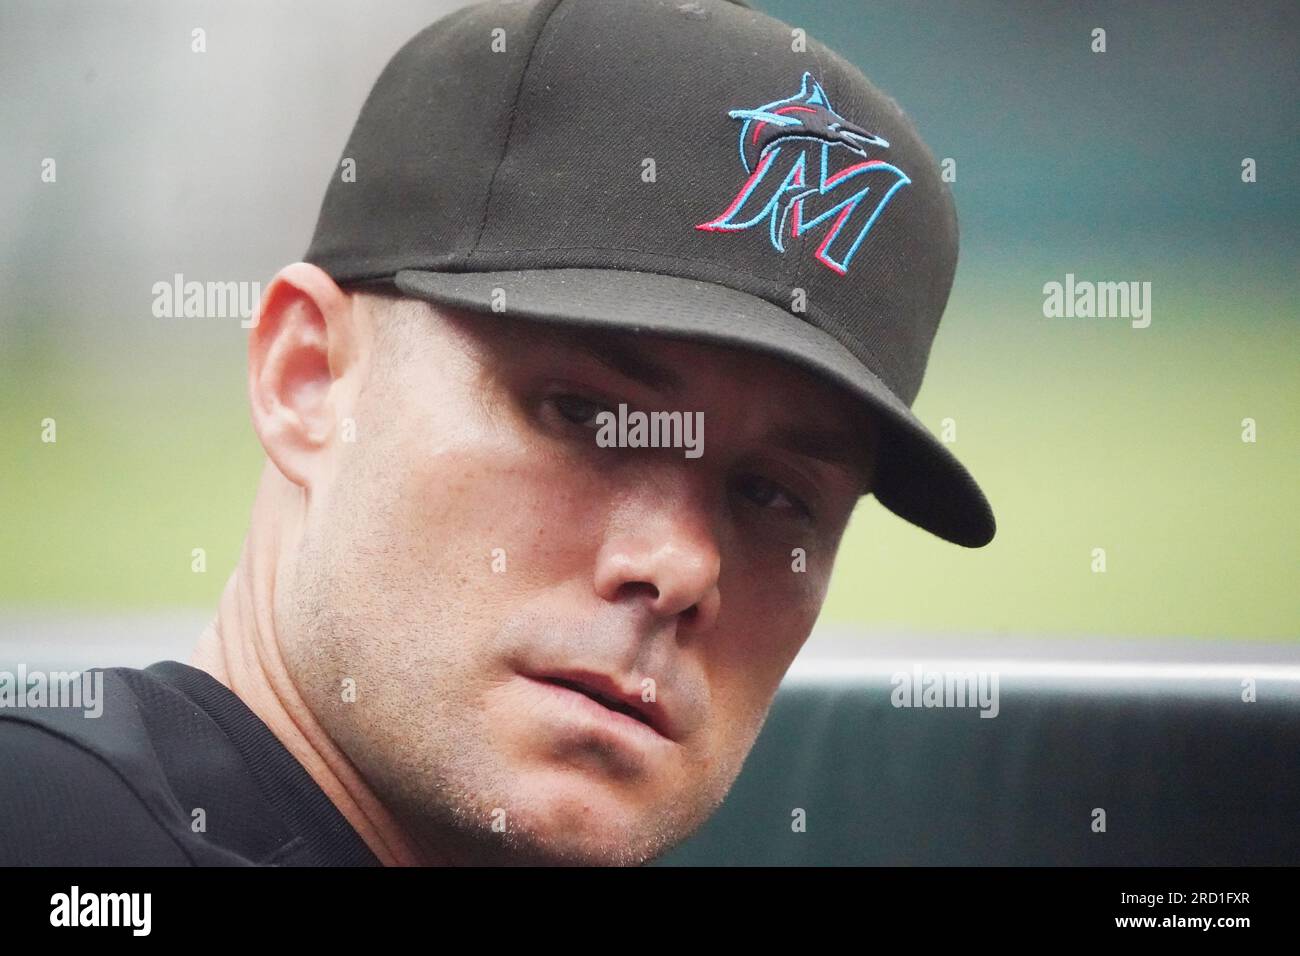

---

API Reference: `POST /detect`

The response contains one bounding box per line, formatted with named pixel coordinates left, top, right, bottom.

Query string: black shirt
left=0, top=660, right=380, bottom=866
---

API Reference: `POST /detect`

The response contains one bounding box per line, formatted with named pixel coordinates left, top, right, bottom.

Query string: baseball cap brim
left=392, top=267, right=995, bottom=548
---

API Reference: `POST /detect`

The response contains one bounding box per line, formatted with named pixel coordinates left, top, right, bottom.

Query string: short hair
left=354, top=288, right=434, bottom=370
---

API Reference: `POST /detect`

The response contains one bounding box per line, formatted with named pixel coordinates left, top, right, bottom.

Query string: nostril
left=617, top=581, right=660, bottom=604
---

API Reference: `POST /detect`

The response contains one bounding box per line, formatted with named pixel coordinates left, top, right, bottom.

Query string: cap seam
left=791, top=46, right=830, bottom=294
left=467, top=0, right=570, bottom=263
left=453, top=242, right=790, bottom=282
left=335, top=244, right=790, bottom=288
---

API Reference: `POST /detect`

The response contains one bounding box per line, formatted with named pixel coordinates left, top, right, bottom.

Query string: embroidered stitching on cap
left=696, top=71, right=910, bottom=276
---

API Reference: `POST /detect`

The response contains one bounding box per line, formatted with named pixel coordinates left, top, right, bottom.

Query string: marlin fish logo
left=696, top=72, right=910, bottom=275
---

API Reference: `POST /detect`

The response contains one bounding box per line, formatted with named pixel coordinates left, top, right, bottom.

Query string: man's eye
left=735, top=473, right=811, bottom=519
left=550, top=394, right=607, bottom=428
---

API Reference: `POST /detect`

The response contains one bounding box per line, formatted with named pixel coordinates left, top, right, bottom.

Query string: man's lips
left=523, top=669, right=677, bottom=742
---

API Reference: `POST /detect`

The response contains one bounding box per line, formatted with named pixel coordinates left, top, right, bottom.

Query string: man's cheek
left=720, top=569, right=824, bottom=659
left=392, top=445, right=600, bottom=590
left=677, top=702, right=763, bottom=808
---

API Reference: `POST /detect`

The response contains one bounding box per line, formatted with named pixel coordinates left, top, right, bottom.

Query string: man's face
left=279, top=296, right=876, bottom=864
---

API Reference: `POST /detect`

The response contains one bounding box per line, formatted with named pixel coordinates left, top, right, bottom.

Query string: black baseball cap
left=304, top=0, right=996, bottom=547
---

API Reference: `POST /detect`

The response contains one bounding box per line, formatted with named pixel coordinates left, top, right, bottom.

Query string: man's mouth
left=527, top=670, right=674, bottom=742
left=543, top=676, right=652, bottom=725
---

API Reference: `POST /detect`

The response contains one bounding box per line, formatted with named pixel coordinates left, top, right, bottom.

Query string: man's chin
left=485, top=772, right=693, bottom=866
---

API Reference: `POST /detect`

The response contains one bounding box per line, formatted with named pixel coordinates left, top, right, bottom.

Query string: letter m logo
left=696, top=72, right=910, bottom=276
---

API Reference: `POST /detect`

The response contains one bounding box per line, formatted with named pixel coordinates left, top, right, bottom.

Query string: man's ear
left=248, top=262, right=365, bottom=491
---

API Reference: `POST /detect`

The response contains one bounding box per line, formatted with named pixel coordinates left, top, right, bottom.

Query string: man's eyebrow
left=520, top=326, right=683, bottom=394
left=496, top=319, right=877, bottom=489
left=766, top=423, right=876, bottom=493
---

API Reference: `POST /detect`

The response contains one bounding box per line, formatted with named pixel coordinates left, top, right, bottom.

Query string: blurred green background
left=2, top=0, right=1296, bottom=641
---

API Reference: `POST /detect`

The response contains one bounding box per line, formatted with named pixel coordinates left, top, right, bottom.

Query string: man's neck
left=191, top=553, right=424, bottom=866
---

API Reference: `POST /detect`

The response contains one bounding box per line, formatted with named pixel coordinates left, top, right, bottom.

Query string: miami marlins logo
left=696, top=71, right=910, bottom=276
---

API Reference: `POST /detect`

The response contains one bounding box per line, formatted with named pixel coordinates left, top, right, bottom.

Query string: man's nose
left=591, top=479, right=722, bottom=635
